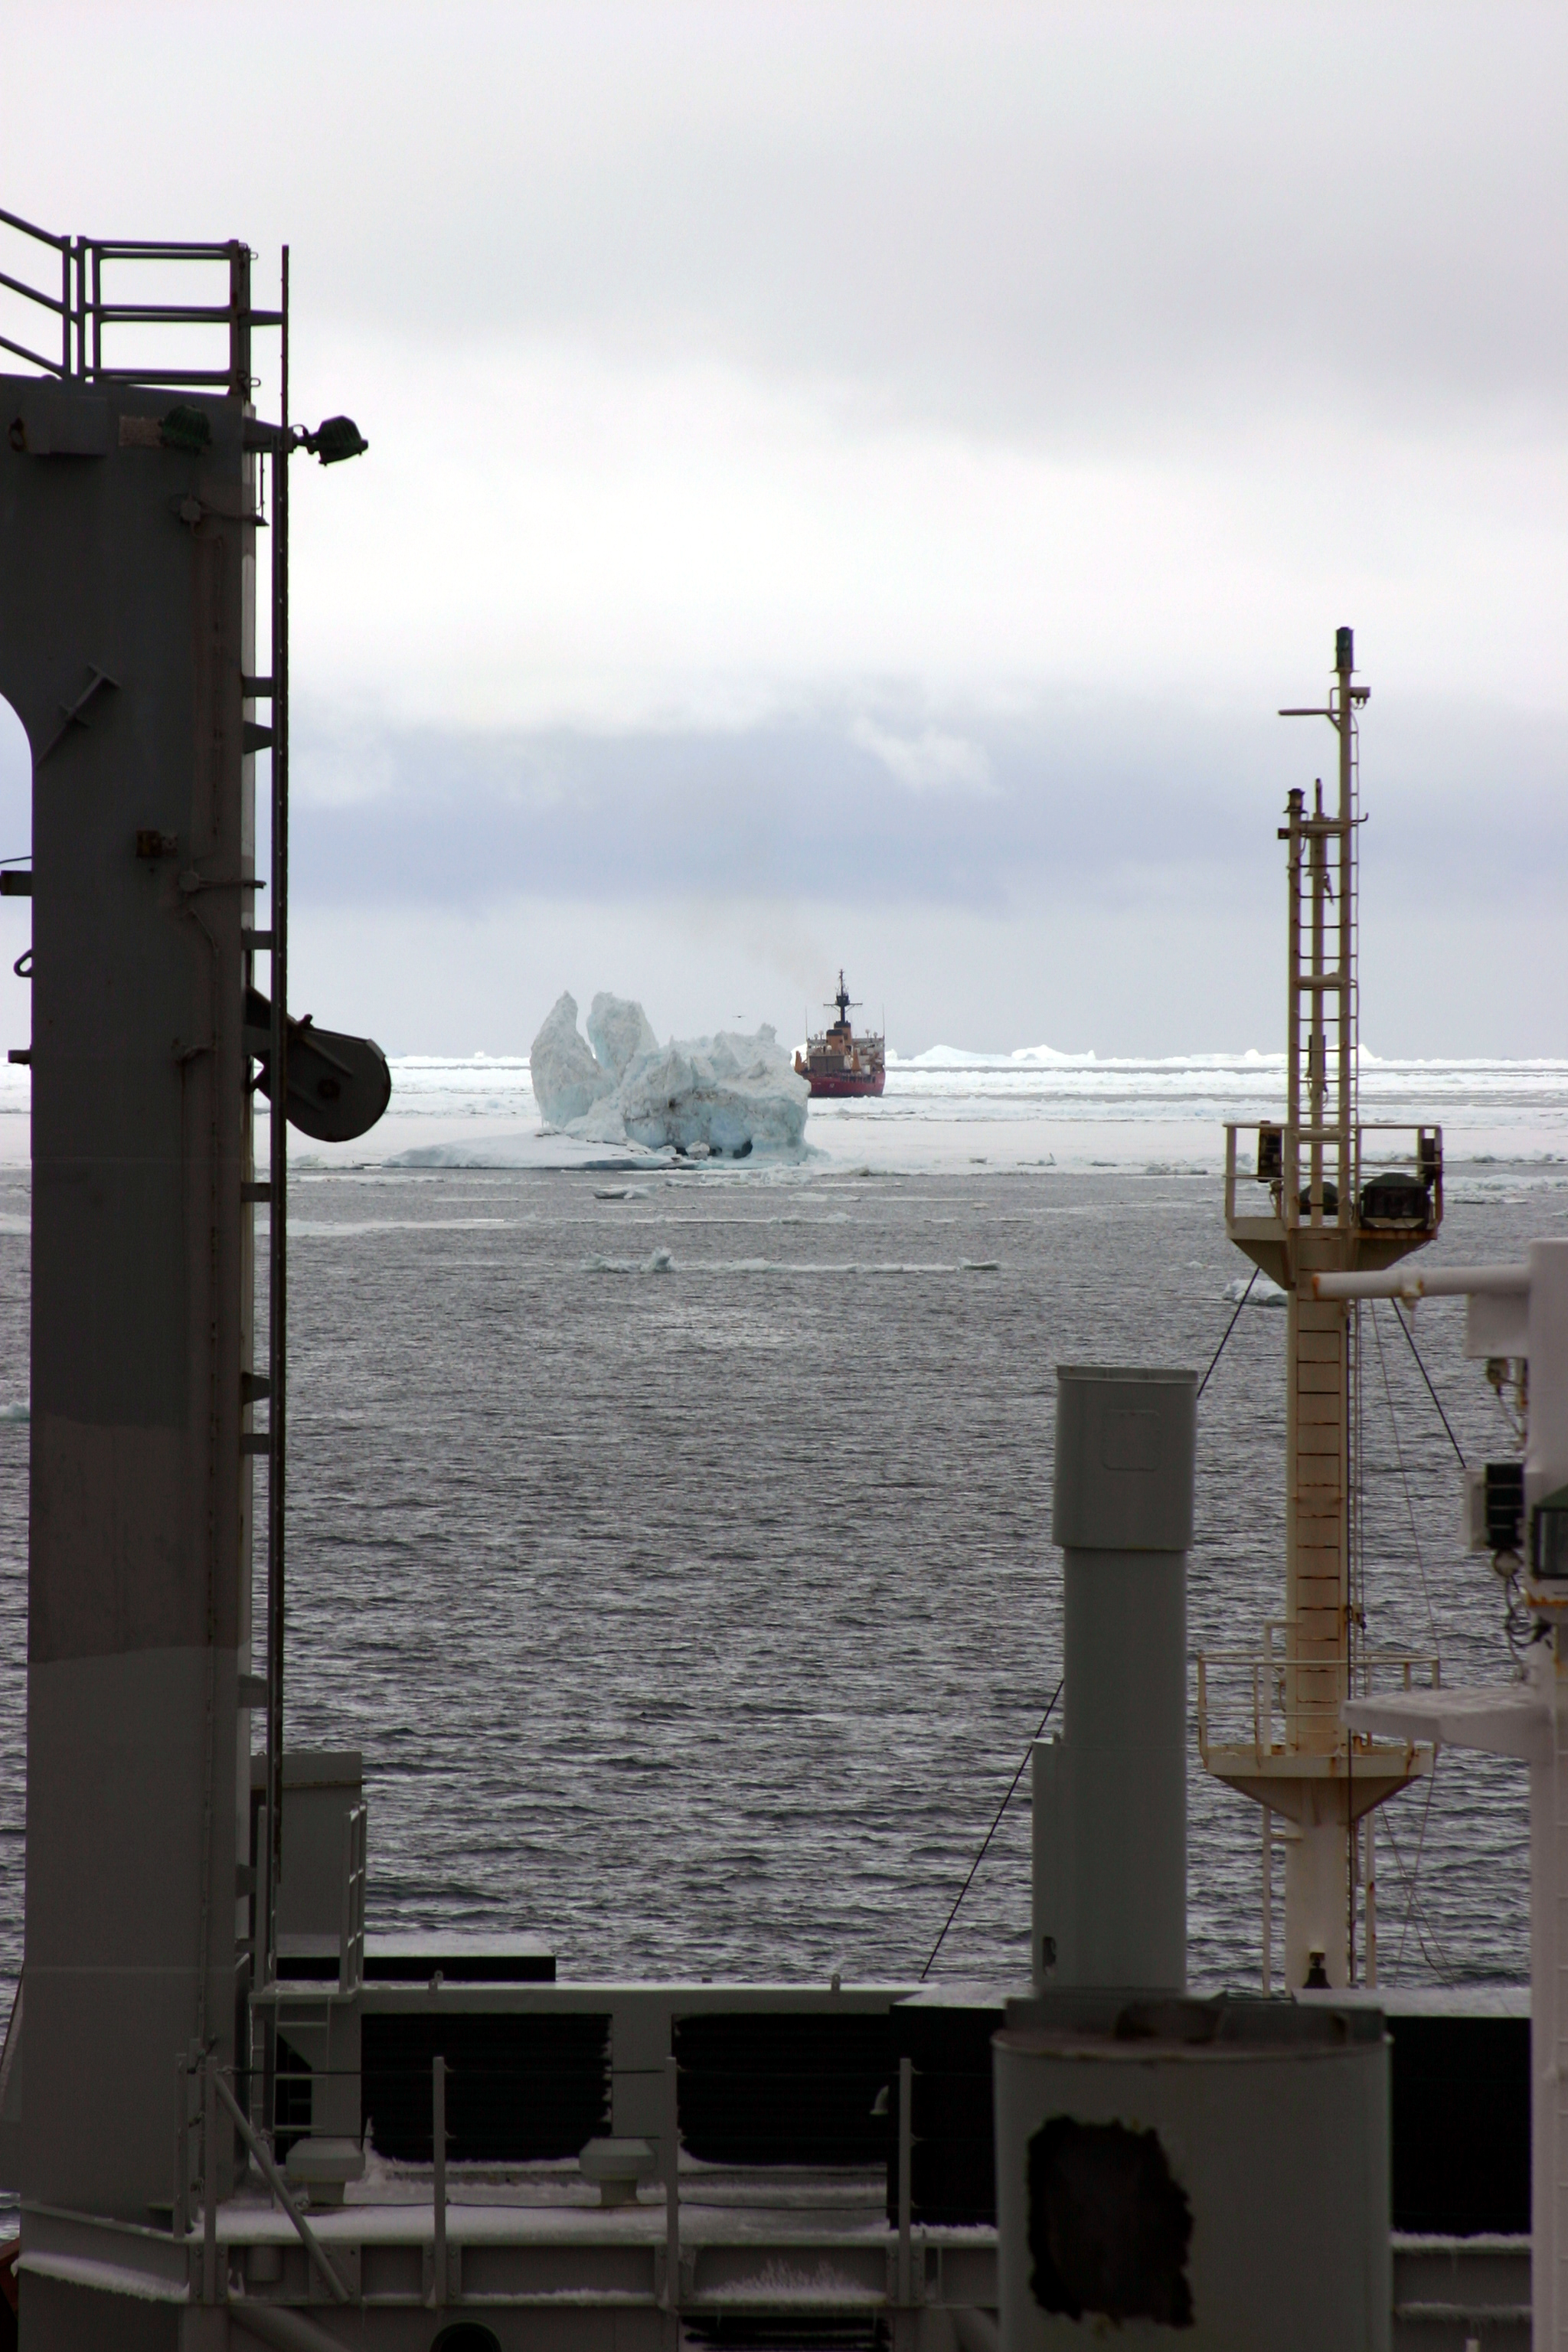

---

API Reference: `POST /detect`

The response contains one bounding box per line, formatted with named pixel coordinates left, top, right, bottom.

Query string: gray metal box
left=1051, top=1366, right=1197, bottom=1553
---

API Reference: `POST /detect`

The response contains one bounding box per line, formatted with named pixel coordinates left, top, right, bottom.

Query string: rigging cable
left=1368, top=1298, right=1454, bottom=1981
left=1370, top=1301, right=1439, bottom=1653
left=1390, top=1301, right=1467, bottom=1470
left=921, top=1679, right=1063, bottom=1981
left=1382, top=1763, right=1456, bottom=1986
left=1197, top=1268, right=1259, bottom=1399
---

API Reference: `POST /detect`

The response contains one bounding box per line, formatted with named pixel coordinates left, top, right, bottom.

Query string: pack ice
left=530, top=992, right=809, bottom=1156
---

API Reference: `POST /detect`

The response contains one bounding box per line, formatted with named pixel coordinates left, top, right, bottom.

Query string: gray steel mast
left=0, top=209, right=375, bottom=2347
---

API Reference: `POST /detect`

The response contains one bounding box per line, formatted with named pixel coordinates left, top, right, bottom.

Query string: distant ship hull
left=801, top=1065, right=886, bottom=1099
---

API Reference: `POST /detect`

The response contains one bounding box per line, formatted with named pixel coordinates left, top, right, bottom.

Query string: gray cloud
left=279, top=691, right=1568, bottom=915
left=7, top=3, right=1563, bottom=447
left=1, top=5, right=1561, bottom=1063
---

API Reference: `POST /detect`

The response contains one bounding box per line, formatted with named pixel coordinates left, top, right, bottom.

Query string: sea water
left=0, top=1053, right=1564, bottom=2028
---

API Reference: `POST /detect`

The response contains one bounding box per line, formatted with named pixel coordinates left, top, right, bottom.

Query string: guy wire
left=1197, top=1267, right=1259, bottom=1399
left=1390, top=1300, right=1466, bottom=1469
left=921, top=1680, right=1063, bottom=1981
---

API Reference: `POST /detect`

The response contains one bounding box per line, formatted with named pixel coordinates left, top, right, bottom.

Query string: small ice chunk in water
left=1223, top=1271, right=1287, bottom=1308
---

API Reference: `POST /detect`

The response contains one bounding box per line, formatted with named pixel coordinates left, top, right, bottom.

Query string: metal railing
left=175, top=2048, right=917, bottom=2321
left=338, top=1805, right=368, bottom=1996
left=177, top=2050, right=351, bottom=2307
left=1, top=205, right=276, bottom=394
left=1223, top=1121, right=1445, bottom=1238
left=1197, top=1622, right=1440, bottom=1765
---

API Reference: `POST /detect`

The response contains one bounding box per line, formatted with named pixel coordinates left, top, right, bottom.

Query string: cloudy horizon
left=0, top=1, right=1562, bottom=1057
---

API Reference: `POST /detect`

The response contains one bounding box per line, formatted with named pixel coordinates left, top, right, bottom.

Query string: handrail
left=1, top=214, right=266, bottom=395
left=0, top=330, right=66, bottom=377
left=1197, top=1643, right=1440, bottom=1760
left=0, top=206, right=67, bottom=250
left=1223, top=1119, right=1443, bottom=1238
left=210, top=2072, right=351, bottom=2305
left=0, top=266, right=65, bottom=316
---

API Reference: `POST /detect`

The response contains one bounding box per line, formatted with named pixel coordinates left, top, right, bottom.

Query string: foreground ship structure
left=0, top=203, right=1547, bottom=2351
left=1197, top=630, right=1444, bottom=1992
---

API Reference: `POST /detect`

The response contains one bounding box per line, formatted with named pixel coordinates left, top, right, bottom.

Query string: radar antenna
left=825, top=969, right=861, bottom=1030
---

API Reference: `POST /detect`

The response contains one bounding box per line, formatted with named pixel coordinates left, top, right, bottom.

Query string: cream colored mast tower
left=1200, top=627, right=1442, bottom=1988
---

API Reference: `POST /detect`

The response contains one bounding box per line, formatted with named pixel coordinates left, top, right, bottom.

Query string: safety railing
left=1, top=205, right=276, bottom=395
left=1197, top=1624, right=1440, bottom=1766
left=338, top=1804, right=367, bottom=1996
left=1223, top=1121, right=1444, bottom=1239
left=175, top=2049, right=918, bottom=2321
left=177, top=2050, right=352, bottom=2307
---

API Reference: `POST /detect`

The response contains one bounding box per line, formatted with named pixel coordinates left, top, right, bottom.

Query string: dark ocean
left=0, top=1160, right=1554, bottom=2017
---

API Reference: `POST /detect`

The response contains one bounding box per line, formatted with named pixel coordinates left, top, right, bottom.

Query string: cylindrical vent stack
left=1032, top=1366, right=1196, bottom=1991
left=995, top=1997, right=1390, bottom=2352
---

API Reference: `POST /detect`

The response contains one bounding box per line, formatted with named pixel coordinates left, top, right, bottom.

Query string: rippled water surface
left=0, top=1158, right=1562, bottom=2011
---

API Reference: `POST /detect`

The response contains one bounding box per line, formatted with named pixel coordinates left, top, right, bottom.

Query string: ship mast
left=830, top=970, right=858, bottom=1031
left=1200, top=628, right=1444, bottom=1989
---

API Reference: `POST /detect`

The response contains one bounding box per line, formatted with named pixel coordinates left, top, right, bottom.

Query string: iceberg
left=586, top=991, right=658, bottom=1083
left=530, top=992, right=618, bottom=1129
left=529, top=991, right=809, bottom=1157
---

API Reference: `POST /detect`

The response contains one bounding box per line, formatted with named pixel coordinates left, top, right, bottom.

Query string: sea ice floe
left=531, top=991, right=809, bottom=1158
left=1223, top=1271, right=1287, bottom=1308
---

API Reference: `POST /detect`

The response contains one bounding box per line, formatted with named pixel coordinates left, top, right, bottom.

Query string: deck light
left=295, top=414, right=368, bottom=466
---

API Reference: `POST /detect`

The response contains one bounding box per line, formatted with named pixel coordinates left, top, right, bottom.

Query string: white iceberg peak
left=530, top=992, right=617, bottom=1128
left=529, top=993, right=808, bottom=1158
left=586, top=992, right=658, bottom=1083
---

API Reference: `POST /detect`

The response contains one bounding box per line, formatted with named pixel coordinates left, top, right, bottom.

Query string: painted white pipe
left=1312, top=1263, right=1527, bottom=1302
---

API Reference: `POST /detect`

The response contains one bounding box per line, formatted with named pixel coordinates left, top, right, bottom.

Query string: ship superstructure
left=794, top=971, right=886, bottom=1097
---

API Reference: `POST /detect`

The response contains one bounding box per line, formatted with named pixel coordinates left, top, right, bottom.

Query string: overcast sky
left=1, top=2, right=1563, bottom=1054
